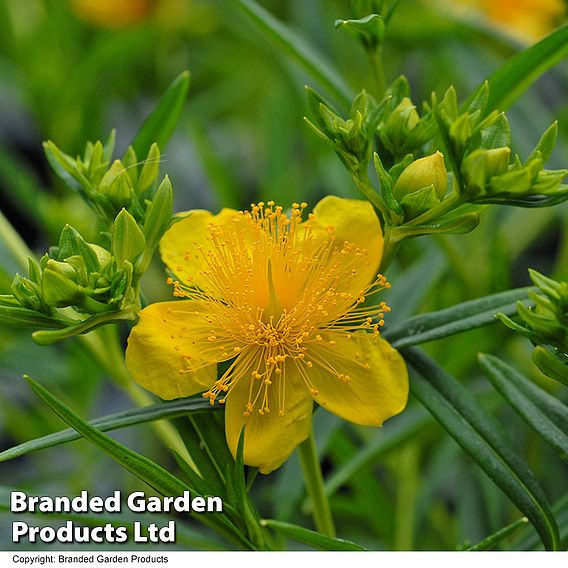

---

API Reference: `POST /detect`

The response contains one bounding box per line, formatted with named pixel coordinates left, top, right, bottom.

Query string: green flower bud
left=11, top=274, right=44, bottom=312
left=98, top=160, right=133, bottom=209
left=89, top=243, right=112, bottom=270
left=393, top=151, right=447, bottom=201
left=382, top=97, right=420, bottom=152
left=42, top=259, right=84, bottom=308
left=462, top=147, right=511, bottom=195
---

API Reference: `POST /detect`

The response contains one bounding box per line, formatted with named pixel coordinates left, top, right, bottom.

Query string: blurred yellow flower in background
left=70, top=0, right=153, bottom=28
left=126, top=197, right=409, bottom=473
left=442, top=0, right=566, bottom=41
left=69, top=0, right=216, bottom=33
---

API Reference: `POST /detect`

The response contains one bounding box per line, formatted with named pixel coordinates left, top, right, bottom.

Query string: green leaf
left=466, top=516, right=529, bottom=551
left=478, top=354, right=568, bottom=462
left=385, top=286, right=534, bottom=348
left=129, top=71, right=190, bottom=159
left=231, top=0, right=352, bottom=108
left=404, top=348, right=560, bottom=550
left=43, top=141, right=87, bottom=194
left=481, top=351, right=568, bottom=432
left=0, top=396, right=220, bottom=463
left=260, top=519, right=366, bottom=551
left=22, top=375, right=254, bottom=550
left=0, top=305, right=68, bottom=329
left=464, top=24, right=568, bottom=114
left=112, top=208, right=146, bottom=267
left=472, top=189, right=568, bottom=208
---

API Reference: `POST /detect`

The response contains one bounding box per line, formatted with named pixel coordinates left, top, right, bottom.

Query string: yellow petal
left=125, top=301, right=216, bottom=400
left=312, top=196, right=384, bottom=290
left=224, top=360, right=313, bottom=474
left=304, top=331, right=408, bottom=426
left=159, top=208, right=238, bottom=287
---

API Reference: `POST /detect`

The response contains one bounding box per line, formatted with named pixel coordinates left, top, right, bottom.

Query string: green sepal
left=11, top=274, right=44, bottom=312
left=122, top=145, right=139, bottom=188
left=399, top=184, right=440, bottom=220
left=373, top=153, right=403, bottom=216
left=384, top=74, right=411, bottom=107
left=304, top=86, right=341, bottom=139
left=480, top=113, right=511, bottom=149
left=112, top=209, right=146, bottom=268
left=334, top=13, right=385, bottom=51
left=532, top=346, right=568, bottom=386
left=58, top=225, right=100, bottom=273
left=527, top=122, right=558, bottom=164
left=141, top=175, right=173, bottom=264
left=137, top=143, right=161, bottom=194
left=98, top=160, right=133, bottom=209
left=41, top=261, right=83, bottom=307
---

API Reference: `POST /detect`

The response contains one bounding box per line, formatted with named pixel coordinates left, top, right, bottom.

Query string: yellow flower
left=70, top=0, right=153, bottom=28
left=126, top=197, right=409, bottom=473
left=439, top=0, right=566, bottom=42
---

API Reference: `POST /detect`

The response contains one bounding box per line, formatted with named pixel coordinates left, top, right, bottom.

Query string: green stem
left=0, top=208, right=34, bottom=272
left=369, top=48, right=386, bottom=100
left=379, top=229, right=400, bottom=273
left=298, top=431, right=336, bottom=538
left=393, top=443, right=420, bottom=550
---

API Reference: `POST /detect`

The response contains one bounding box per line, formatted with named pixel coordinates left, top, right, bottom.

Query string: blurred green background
left=0, top=0, right=567, bottom=551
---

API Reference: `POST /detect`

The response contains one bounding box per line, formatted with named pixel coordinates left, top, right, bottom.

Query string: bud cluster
left=436, top=84, right=568, bottom=206
left=0, top=134, right=173, bottom=344
left=305, top=76, right=567, bottom=255
left=498, top=270, right=568, bottom=385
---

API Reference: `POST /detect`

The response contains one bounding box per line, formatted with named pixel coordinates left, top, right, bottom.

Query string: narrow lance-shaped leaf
left=260, top=519, right=366, bottom=551
left=464, top=24, right=568, bottom=115
left=403, top=347, right=560, bottom=550
left=22, top=375, right=255, bottom=550
left=0, top=397, right=220, bottom=463
left=466, top=517, right=529, bottom=551
left=129, top=71, right=191, bottom=159
left=230, top=0, right=352, bottom=108
left=479, top=354, right=568, bottom=462
left=385, top=286, right=534, bottom=348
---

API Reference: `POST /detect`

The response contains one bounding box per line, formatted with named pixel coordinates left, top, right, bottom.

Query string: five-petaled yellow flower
left=126, top=196, right=409, bottom=473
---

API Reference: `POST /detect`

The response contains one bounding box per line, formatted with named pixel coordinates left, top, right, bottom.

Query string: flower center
left=167, top=201, right=391, bottom=416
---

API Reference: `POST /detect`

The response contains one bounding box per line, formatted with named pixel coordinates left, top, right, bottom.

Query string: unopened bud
left=462, top=147, right=510, bottom=195
left=42, top=260, right=83, bottom=307
left=393, top=151, right=447, bottom=201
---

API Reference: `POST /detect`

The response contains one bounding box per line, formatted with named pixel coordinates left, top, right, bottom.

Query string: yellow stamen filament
left=168, top=202, right=391, bottom=417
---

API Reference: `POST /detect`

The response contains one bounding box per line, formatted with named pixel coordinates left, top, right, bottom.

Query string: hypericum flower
left=70, top=0, right=152, bottom=28
left=126, top=197, right=408, bottom=473
left=437, top=0, right=566, bottom=42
